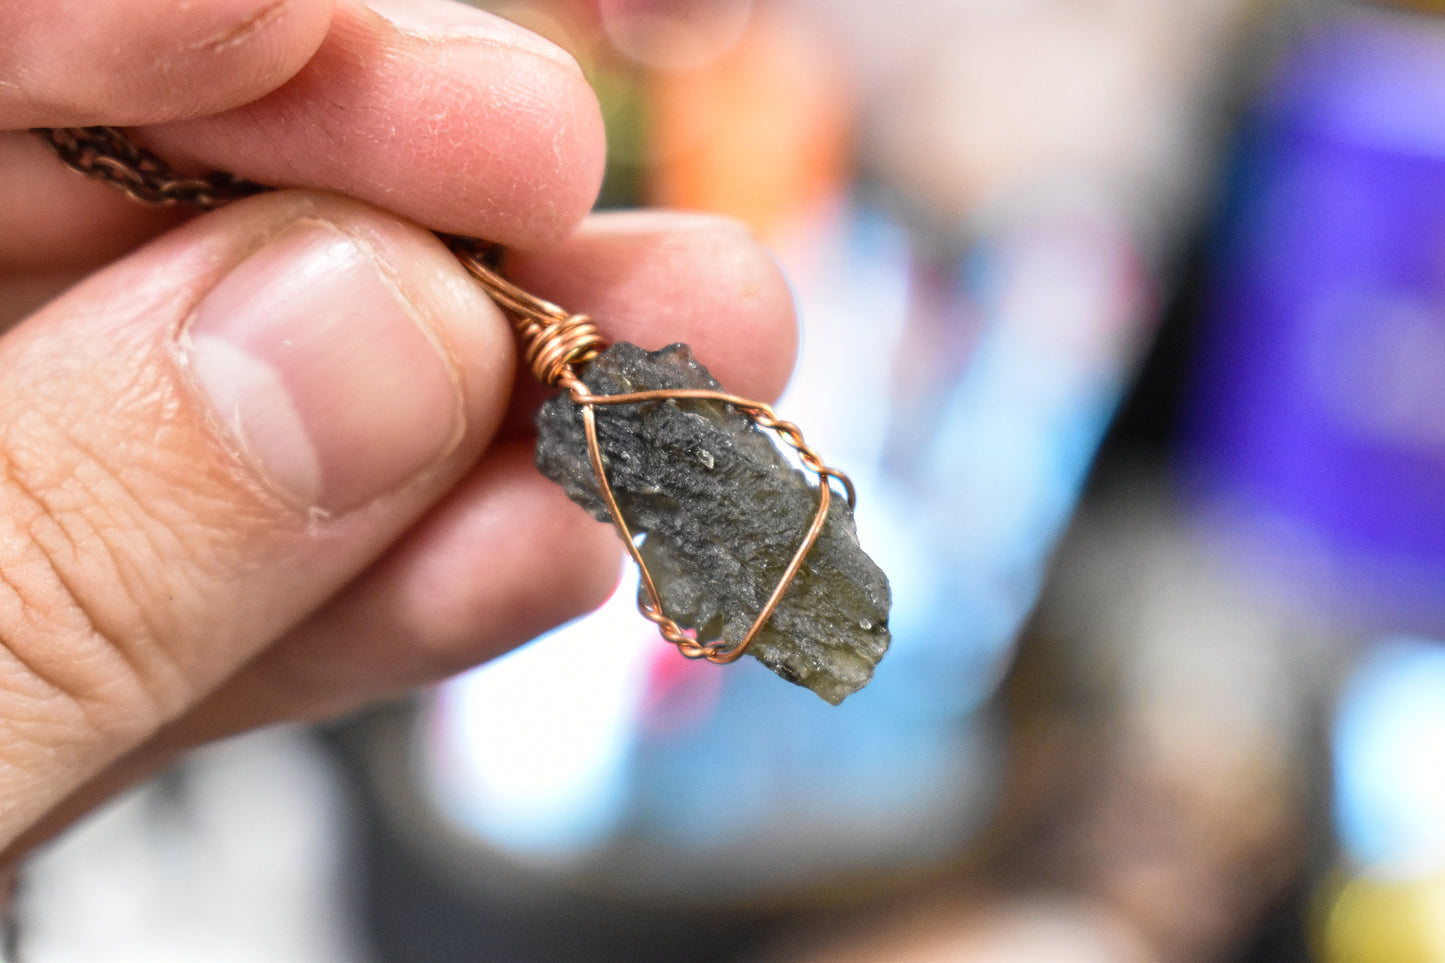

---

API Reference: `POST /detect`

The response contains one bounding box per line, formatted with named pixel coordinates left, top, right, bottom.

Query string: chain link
left=35, top=126, right=267, bottom=210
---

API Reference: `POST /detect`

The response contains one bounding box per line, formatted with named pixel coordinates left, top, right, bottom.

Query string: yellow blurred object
left=646, top=6, right=852, bottom=240
left=1321, top=871, right=1445, bottom=963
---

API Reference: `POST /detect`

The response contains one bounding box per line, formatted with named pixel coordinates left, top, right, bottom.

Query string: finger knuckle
left=0, top=435, right=194, bottom=744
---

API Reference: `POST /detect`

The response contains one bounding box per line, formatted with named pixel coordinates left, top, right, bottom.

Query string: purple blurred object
left=1187, top=9, right=1445, bottom=625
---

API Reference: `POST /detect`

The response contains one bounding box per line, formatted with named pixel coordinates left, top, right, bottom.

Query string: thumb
left=0, top=190, right=511, bottom=846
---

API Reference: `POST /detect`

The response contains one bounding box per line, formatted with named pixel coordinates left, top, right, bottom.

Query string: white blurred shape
left=20, top=727, right=358, bottom=962
left=421, top=569, right=653, bottom=862
left=599, top=0, right=753, bottom=71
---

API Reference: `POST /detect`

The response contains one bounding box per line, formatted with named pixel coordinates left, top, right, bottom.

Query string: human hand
left=0, top=0, right=796, bottom=864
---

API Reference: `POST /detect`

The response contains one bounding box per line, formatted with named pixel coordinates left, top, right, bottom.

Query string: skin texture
left=0, top=0, right=798, bottom=865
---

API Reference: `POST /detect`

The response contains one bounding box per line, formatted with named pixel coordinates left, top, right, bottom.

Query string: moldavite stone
left=535, top=342, right=890, bottom=704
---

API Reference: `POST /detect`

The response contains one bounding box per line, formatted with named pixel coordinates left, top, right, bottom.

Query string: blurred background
left=16, top=0, right=1445, bottom=960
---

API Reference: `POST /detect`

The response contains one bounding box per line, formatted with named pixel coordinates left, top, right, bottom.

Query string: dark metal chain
left=35, top=126, right=267, bottom=210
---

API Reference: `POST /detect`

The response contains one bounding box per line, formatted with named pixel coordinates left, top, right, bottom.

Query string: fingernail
left=364, top=0, right=580, bottom=69
left=181, top=221, right=464, bottom=515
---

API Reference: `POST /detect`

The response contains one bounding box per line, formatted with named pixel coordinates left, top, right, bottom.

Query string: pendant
left=536, top=342, right=889, bottom=704
left=38, top=126, right=893, bottom=703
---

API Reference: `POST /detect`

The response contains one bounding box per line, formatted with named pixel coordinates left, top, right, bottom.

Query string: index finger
left=138, top=0, right=607, bottom=249
left=0, top=0, right=336, bottom=127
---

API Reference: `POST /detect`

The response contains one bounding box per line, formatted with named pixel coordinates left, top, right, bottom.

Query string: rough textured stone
left=535, top=342, right=890, bottom=704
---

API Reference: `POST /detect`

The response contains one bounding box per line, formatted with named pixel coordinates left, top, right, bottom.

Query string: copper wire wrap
left=40, top=125, right=853, bottom=666
left=451, top=240, right=855, bottom=664
left=572, top=385, right=854, bottom=663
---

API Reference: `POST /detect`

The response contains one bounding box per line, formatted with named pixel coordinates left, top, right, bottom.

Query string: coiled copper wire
left=452, top=243, right=853, bottom=664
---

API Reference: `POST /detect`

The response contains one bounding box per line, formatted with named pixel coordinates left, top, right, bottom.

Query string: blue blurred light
left=1333, top=636, right=1445, bottom=876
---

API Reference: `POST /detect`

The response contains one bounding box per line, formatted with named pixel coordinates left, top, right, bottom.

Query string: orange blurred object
left=645, top=5, right=853, bottom=239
